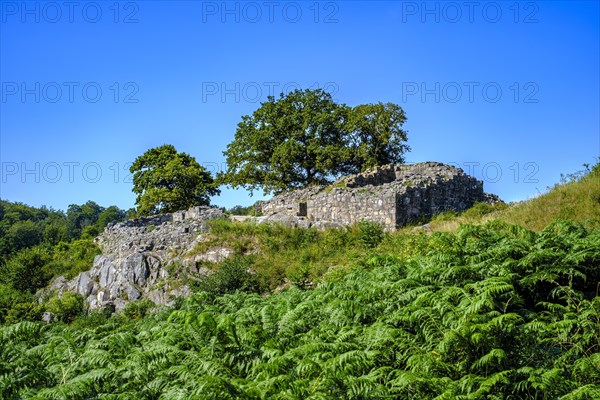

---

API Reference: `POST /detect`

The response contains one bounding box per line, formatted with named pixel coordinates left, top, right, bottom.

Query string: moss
left=322, top=180, right=347, bottom=193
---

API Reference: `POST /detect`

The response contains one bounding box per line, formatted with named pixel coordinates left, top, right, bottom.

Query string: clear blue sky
left=1, top=1, right=598, bottom=212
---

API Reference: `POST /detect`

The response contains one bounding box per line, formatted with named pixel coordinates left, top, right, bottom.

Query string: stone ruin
left=260, top=162, right=500, bottom=230
left=40, top=162, right=500, bottom=314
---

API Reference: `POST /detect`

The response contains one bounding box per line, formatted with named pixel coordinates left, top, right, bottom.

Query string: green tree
left=7, top=220, right=43, bottom=252
left=66, top=201, right=103, bottom=239
left=348, top=102, right=409, bottom=170
left=96, top=205, right=127, bottom=231
left=221, top=89, right=410, bottom=194
left=42, top=215, right=68, bottom=246
left=1, top=246, right=52, bottom=293
left=130, top=144, right=219, bottom=216
left=221, top=89, right=352, bottom=194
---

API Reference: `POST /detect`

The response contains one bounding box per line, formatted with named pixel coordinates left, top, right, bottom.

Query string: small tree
left=130, top=145, right=219, bottom=216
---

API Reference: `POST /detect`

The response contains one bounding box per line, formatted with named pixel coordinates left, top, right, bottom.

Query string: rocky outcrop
left=43, top=206, right=226, bottom=311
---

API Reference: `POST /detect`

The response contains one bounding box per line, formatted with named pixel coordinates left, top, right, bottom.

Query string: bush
left=357, top=220, right=385, bottom=248
left=195, top=256, right=261, bottom=295
left=3, top=301, right=44, bottom=325
left=1, top=246, right=52, bottom=293
left=48, top=239, right=101, bottom=279
left=45, top=292, right=84, bottom=323
left=122, top=298, right=156, bottom=320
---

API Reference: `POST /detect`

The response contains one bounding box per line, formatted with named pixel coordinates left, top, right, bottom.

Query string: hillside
left=0, top=164, right=599, bottom=398
left=424, top=162, right=600, bottom=233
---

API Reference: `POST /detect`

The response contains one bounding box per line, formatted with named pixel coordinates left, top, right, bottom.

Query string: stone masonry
left=40, top=162, right=500, bottom=313
left=261, top=162, right=500, bottom=230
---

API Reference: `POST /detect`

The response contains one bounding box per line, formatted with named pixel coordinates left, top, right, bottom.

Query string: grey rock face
left=74, top=272, right=95, bottom=297
left=45, top=206, right=226, bottom=311
left=194, top=248, right=234, bottom=264
left=42, top=312, right=54, bottom=323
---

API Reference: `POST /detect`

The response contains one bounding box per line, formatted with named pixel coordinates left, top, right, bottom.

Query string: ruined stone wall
left=308, top=188, right=397, bottom=228
left=261, top=185, right=325, bottom=216
left=97, top=206, right=223, bottom=257
left=261, top=162, right=497, bottom=230
left=394, top=174, right=484, bottom=226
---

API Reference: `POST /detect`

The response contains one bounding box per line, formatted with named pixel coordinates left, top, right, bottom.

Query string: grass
left=186, top=218, right=395, bottom=291
left=185, top=162, right=600, bottom=293
left=422, top=162, right=600, bottom=233
left=500, top=163, right=600, bottom=230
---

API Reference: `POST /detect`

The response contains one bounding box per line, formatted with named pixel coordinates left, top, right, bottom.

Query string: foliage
left=347, top=102, right=409, bottom=170
left=66, top=201, right=103, bottom=239
left=194, top=256, right=262, bottom=295
left=130, top=144, right=220, bottom=216
left=190, top=219, right=381, bottom=290
left=122, top=298, right=156, bottom=320
left=6, top=220, right=43, bottom=252
left=1, top=221, right=599, bottom=398
left=227, top=204, right=263, bottom=216
left=0, top=246, right=52, bottom=293
left=47, top=239, right=101, bottom=279
left=0, top=285, right=39, bottom=325
left=356, top=220, right=386, bottom=248
left=45, top=292, right=85, bottom=323
left=220, top=89, right=409, bottom=194
left=0, top=200, right=124, bottom=324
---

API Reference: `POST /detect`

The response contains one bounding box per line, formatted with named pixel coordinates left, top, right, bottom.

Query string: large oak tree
left=220, top=89, right=409, bottom=195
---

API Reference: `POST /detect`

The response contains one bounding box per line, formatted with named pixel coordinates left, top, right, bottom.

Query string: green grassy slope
left=426, top=163, right=600, bottom=233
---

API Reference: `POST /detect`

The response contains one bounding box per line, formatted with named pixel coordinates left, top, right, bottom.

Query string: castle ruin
left=260, top=162, right=499, bottom=230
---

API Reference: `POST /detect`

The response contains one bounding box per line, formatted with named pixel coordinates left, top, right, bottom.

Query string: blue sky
left=1, top=1, right=598, bottom=212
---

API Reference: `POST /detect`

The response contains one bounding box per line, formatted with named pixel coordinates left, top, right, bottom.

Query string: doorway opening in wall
left=298, top=202, right=307, bottom=217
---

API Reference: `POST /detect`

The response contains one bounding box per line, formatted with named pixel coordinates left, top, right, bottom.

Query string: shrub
left=122, top=298, right=156, bottom=320
left=195, top=256, right=261, bottom=295
left=45, top=292, right=84, bottom=323
left=357, top=220, right=385, bottom=248
left=1, top=246, right=52, bottom=293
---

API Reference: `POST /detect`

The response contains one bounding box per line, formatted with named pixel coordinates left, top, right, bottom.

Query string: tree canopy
left=347, top=102, right=409, bottom=170
left=220, top=89, right=409, bottom=195
left=130, top=144, right=219, bottom=216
